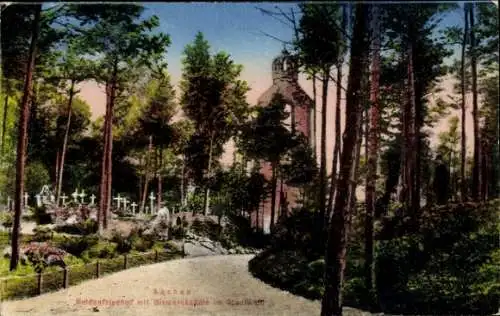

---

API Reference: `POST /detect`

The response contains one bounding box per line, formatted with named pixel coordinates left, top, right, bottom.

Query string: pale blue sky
left=139, top=2, right=466, bottom=82
left=141, top=3, right=300, bottom=83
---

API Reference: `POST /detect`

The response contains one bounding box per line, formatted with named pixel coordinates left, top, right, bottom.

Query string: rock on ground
left=0, top=255, right=372, bottom=316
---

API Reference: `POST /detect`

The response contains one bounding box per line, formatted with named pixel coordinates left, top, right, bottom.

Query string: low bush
left=32, top=206, right=52, bottom=225
left=82, top=242, right=118, bottom=260
left=57, top=235, right=99, bottom=257
left=31, top=226, right=54, bottom=242
left=53, top=219, right=97, bottom=235
left=1, top=212, right=13, bottom=229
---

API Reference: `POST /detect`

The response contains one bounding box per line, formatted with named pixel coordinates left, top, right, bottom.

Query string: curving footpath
left=1, top=255, right=371, bottom=316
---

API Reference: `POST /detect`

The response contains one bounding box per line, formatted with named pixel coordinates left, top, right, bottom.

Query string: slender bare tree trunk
left=105, top=103, right=113, bottom=227
left=157, top=147, right=162, bottom=211
left=321, top=4, right=368, bottom=314
left=460, top=5, right=469, bottom=201
left=312, top=71, right=317, bottom=154
left=56, top=80, right=75, bottom=205
left=98, top=87, right=110, bottom=232
left=1, top=94, right=9, bottom=153
left=270, top=161, right=278, bottom=232
left=256, top=203, right=260, bottom=232
left=405, top=43, right=416, bottom=214
left=140, top=136, right=153, bottom=213
left=102, top=60, right=118, bottom=229
left=10, top=4, right=41, bottom=271
left=55, top=149, right=60, bottom=190
left=469, top=3, right=482, bottom=201
left=364, top=4, right=381, bottom=309
left=408, top=42, right=419, bottom=216
left=180, top=154, right=186, bottom=207
left=328, top=4, right=347, bottom=218
left=328, top=65, right=343, bottom=217
left=320, top=70, right=330, bottom=233
left=203, top=132, right=214, bottom=216
left=348, top=110, right=363, bottom=215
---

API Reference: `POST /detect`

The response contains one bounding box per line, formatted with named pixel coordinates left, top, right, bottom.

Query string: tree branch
left=255, top=30, right=293, bottom=47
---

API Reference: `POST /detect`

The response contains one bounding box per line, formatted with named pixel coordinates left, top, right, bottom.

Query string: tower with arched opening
left=252, top=50, right=314, bottom=233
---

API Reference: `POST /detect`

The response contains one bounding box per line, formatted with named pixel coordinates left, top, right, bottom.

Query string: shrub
left=54, top=219, right=98, bottom=235
left=1, top=212, right=12, bottom=229
left=375, top=200, right=500, bottom=314
left=31, top=226, right=53, bottom=242
left=57, top=235, right=99, bottom=257
left=84, top=242, right=118, bottom=259
left=185, top=193, right=204, bottom=214
left=33, top=205, right=52, bottom=225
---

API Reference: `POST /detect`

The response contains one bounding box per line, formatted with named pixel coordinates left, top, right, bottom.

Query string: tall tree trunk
left=10, top=4, right=41, bottom=271
left=329, top=4, right=348, bottom=217
left=138, top=159, right=143, bottom=203
left=98, top=86, right=110, bottom=232
left=348, top=110, right=363, bottom=217
left=328, top=64, right=343, bottom=217
left=157, top=147, right=162, bottom=211
left=469, top=3, right=482, bottom=201
left=256, top=202, right=260, bottom=232
left=364, top=4, right=381, bottom=309
left=460, top=5, right=469, bottom=201
left=312, top=71, right=317, bottom=155
left=398, top=43, right=416, bottom=214
left=1, top=94, right=9, bottom=154
left=270, top=161, right=278, bottom=232
left=321, top=4, right=368, bottom=314
left=140, top=136, right=153, bottom=213
left=203, top=132, right=214, bottom=216
left=55, top=149, right=60, bottom=190
left=105, top=104, right=113, bottom=227
left=409, top=43, right=420, bottom=217
left=406, top=43, right=416, bottom=215
left=180, top=154, right=186, bottom=207
left=102, top=60, right=118, bottom=229
left=56, top=80, right=75, bottom=205
left=320, top=70, right=330, bottom=234
left=279, top=176, right=285, bottom=219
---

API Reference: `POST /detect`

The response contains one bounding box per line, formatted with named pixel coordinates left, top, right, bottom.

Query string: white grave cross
left=61, top=194, right=68, bottom=206
left=23, top=193, right=29, bottom=208
left=35, top=194, right=42, bottom=207
left=131, top=202, right=137, bottom=214
left=79, top=190, right=87, bottom=204
left=149, top=192, right=156, bottom=214
left=113, top=194, right=122, bottom=209
left=90, top=194, right=96, bottom=206
left=122, top=198, right=129, bottom=210
left=71, top=189, right=79, bottom=203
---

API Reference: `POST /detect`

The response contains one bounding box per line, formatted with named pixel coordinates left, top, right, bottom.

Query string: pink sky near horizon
left=78, top=66, right=476, bottom=173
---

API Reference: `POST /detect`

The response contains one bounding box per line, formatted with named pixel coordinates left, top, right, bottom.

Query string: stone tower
left=252, top=50, right=313, bottom=233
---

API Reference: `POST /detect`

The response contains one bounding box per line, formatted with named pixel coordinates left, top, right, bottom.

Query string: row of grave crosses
left=113, top=192, right=158, bottom=214
left=3, top=189, right=159, bottom=215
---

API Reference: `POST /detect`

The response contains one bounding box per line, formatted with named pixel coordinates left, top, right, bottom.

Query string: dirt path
left=1, top=255, right=370, bottom=316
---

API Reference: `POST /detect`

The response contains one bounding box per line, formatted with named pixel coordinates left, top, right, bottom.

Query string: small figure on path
left=433, top=154, right=450, bottom=205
